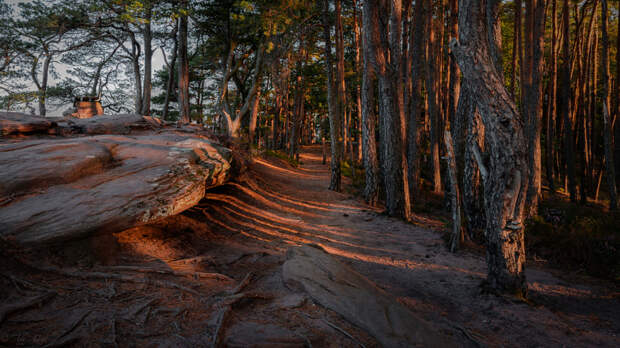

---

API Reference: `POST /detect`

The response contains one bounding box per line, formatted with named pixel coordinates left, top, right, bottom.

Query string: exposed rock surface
left=283, top=244, right=458, bottom=348
left=0, top=112, right=232, bottom=246
left=0, top=112, right=57, bottom=135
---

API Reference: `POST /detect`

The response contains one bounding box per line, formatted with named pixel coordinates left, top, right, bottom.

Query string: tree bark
left=163, top=21, right=178, bottom=121
left=560, top=0, right=577, bottom=201
left=524, top=0, right=546, bottom=216
left=425, top=0, right=442, bottom=193
left=445, top=130, right=463, bottom=252
left=408, top=0, right=425, bottom=198
left=178, top=4, right=190, bottom=124
left=546, top=0, right=557, bottom=192
left=600, top=0, right=618, bottom=210
left=451, top=0, right=529, bottom=296
left=362, top=0, right=379, bottom=205
left=141, top=3, right=153, bottom=116
left=323, top=0, right=342, bottom=192
left=372, top=0, right=411, bottom=219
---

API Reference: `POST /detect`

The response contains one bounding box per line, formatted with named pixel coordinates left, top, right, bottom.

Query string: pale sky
left=2, top=0, right=166, bottom=116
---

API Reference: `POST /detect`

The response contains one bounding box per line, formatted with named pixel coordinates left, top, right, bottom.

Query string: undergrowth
left=263, top=149, right=300, bottom=167
left=526, top=198, right=620, bottom=281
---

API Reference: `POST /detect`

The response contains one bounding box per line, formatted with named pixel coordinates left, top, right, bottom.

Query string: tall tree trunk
left=141, top=3, right=153, bottom=116
left=601, top=0, right=618, bottom=210
left=249, top=87, right=261, bottom=146
left=377, top=0, right=411, bottom=219
left=448, top=0, right=460, bottom=133
left=178, top=4, right=190, bottom=124
left=335, top=0, right=347, bottom=163
left=445, top=130, right=463, bottom=252
left=37, top=54, right=52, bottom=116
left=560, top=0, right=577, bottom=201
left=163, top=21, right=178, bottom=121
left=616, top=4, right=620, bottom=189
left=451, top=0, right=529, bottom=296
left=546, top=0, right=557, bottom=192
left=362, top=0, right=379, bottom=205
left=354, top=0, right=363, bottom=164
left=408, top=0, right=425, bottom=198
left=425, top=0, right=442, bottom=193
left=524, top=0, right=546, bottom=216
left=510, top=0, right=520, bottom=98
left=323, top=0, right=342, bottom=191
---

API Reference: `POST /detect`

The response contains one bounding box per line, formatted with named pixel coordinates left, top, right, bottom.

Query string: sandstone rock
left=0, top=112, right=57, bottom=135
left=0, top=122, right=232, bottom=246
left=282, top=244, right=457, bottom=348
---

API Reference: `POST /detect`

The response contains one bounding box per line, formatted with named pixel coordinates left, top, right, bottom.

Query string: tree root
left=35, top=266, right=202, bottom=296
left=99, top=265, right=234, bottom=282
left=44, top=309, right=92, bottom=348
left=0, top=291, right=56, bottom=326
left=322, top=318, right=367, bottom=348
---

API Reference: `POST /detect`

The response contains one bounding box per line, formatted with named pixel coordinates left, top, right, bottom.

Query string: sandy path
left=195, top=145, right=619, bottom=347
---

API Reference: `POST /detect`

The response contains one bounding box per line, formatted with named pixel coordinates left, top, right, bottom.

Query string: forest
left=0, top=0, right=619, bottom=347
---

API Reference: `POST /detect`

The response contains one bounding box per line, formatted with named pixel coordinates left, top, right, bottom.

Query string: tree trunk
left=374, top=0, right=411, bottom=219
left=141, top=3, right=153, bottom=116
left=560, top=0, right=577, bottom=201
left=362, top=0, right=379, bottom=205
left=128, top=31, right=143, bottom=115
left=37, top=54, right=52, bottom=116
left=354, top=0, right=363, bottom=164
left=546, top=0, right=557, bottom=192
left=448, top=0, right=460, bottom=135
left=178, top=3, right=190, bottom=124
left=163, top=21, right=178, bottom=121
left=323, top=0, right=342, bottom=192
left=335, top=0, right=347, bottom=164
left=425, top=0, right=442, bottom=193
left=445, top=130, right=463, bottom=252
left=524, top=0, right=546, bottom=216
left=249, top=87, right=261, bottom=146
left=408, top=0, right=425, bottom=198
left=451, top=0, right=529, bottom=296
left=600, top=0, right=618, bottom=210
left=510, top=0, right=520, bottom=98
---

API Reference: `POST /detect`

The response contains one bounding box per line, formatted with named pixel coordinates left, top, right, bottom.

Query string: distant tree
left=10, top=0, right=99, bottom=116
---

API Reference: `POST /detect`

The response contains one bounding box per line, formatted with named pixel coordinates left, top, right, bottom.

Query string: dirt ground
left=1, top=145, right=618, bottom=347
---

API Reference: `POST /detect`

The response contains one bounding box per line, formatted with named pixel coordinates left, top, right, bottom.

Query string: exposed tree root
left=44, top=309, right=92, bottom=348
left=99, top=265, right=234, bottom=282
left=0, top=291, right=56, bottom=325
left=35, top=266, right=202, bottom=296
left=322, top=318, right=367, bottom=348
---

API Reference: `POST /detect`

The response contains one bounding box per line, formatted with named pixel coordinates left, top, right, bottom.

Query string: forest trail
left=192, top=145, right=619, bottom=347
left=1, top=146, right=618, bottom=347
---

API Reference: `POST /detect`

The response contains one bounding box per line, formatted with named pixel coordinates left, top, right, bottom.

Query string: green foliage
left=264, top=149, right=300, bottom=167
left=341, top=160, right=364, bottom=191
